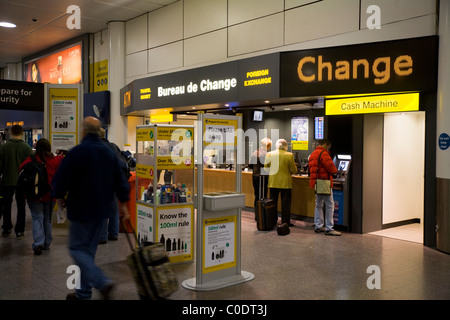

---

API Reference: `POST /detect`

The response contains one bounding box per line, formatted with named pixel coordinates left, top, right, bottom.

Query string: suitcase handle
left=120, top=218, right=137, bottom=252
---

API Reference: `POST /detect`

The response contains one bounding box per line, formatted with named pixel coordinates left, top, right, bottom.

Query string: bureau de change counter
left=197, top=169, right=315, bottom=219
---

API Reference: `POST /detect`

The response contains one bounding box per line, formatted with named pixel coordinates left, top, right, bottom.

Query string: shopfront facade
left=1, top=1, right=448, bottom=252
left=120, top=35, right=439, bottom=248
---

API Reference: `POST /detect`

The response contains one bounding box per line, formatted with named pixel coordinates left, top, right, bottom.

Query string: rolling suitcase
left=256, top=176, right=278, bottom=231
left=121, top=219, right=178, bottom=300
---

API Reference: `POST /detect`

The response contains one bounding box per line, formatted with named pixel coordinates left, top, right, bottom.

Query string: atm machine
left=332, top=154, right=352, bottom=230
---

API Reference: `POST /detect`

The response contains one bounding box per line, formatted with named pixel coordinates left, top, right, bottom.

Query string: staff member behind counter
left=264, top=139, right=297, bottom=227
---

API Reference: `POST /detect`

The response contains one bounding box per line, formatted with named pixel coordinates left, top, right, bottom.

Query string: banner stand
left=182, top=113, right=254, bottom=291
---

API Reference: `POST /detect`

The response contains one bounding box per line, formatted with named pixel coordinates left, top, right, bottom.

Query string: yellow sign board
left=136, top=128, right=154, bottom=141
left=93, top=59, right=108, bottom=92
left=136, top=164, right=154, bottom=179
left=325, top=92, right=419, bottom=116
left=203, top=118, right=238, bottom=146
left=202, top=215, right=237, bottom=274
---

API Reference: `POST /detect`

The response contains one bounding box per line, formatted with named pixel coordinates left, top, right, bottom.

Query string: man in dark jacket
left=52, top=117, right=130, bottom=300
left=0, top=125, right=32, bottom=238
left=308, top=138, right=340, bottom=236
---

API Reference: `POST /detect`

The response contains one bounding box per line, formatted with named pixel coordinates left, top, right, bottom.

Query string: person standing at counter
left=264, top=139, right=297, bottom=226
left=249, top=137, right=272, bottom=220
left=308, top=139, right=341, bottom=236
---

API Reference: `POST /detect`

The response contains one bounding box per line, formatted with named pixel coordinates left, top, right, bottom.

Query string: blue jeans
left=314, top=192, right=335, bottom=231
left=27, top=200, right=53, bottom=250
left=100, top=195, right=119, bottom=241
left=69, top=219, right=112, bottom=299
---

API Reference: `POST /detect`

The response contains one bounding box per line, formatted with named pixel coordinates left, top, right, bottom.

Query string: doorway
left=369, top=111, right=425, bottom=243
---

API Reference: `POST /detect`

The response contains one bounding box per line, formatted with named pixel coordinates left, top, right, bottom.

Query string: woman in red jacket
left=308, top=139, right=340, bottom=236
left=19, top=138, right=63, bottom=255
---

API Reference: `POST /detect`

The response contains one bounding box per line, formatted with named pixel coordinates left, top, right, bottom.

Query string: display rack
left=135, top=124, right=195, bottom=264
left=182, top=113, right=254, bottom=291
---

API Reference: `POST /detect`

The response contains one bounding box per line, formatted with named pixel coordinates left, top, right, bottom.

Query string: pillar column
left=107, top=21, right=126, bottom=148
left=436, top=0, right=450, bottom=253
left=5, top=63, right=17, bottom=80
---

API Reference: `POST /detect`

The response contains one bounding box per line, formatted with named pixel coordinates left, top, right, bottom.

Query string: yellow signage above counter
left=325, top=92, right=419, bottom=116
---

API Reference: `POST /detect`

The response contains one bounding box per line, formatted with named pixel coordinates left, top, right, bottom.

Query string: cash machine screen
left=338, top=160, right=349, bottom=172
left=333, top=155, right=352, bottom=175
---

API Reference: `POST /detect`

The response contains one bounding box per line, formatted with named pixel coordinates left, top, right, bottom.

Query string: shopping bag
left=315, top=179, right=331, bottom=195
left=53, top=201, right=67, bottom=224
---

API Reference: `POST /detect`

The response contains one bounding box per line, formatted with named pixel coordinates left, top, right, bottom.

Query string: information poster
left=202, top=215, right=236, bottom=273
left=291, top=117, right=309, bottom=150
left=156, top=205, right=194, bottom=263
left=137, top=203, right=153, bottom=247
left=203, top=118, right=238, bottom=146
left=156, top=126, right=194, bottom=170
left=49, top=87, right=79, bottom=153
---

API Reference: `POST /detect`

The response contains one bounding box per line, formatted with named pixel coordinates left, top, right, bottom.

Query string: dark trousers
left=1, top=186, right=26, bottom=234
left=269, top=188, right=292, bottom=224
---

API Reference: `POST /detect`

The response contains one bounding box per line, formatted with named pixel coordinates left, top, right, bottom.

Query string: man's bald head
left=82, top=116, right=101, bottom=138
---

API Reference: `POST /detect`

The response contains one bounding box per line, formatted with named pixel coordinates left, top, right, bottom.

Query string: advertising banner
left=24, top=43, right=82, bottom=85
left=157, top=204, right=194, bottom=263
left=291, top=117, right=309, bottom=150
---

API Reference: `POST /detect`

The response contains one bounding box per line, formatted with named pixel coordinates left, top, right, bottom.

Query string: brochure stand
left=135, top=124, right=195, bottom=264
left=182, top=113, right=254, bottom=291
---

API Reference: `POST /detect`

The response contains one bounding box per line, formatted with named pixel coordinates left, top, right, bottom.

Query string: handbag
left=315, top=151, right=331, bottom=195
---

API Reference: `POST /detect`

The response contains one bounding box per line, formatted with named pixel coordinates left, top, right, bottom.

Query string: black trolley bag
left=256, top=175, right=278, bottom=231
left=121, top=219, right=178, bottom=300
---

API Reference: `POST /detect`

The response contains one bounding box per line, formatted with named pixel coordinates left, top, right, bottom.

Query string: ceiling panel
left=0, top=0, right=178, bottom=67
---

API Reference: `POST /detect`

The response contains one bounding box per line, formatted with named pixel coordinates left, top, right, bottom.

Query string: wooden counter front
left=203, top=169, right=315, bottom=218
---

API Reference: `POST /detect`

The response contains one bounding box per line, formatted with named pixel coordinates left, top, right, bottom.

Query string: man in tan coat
left=264, top=139, right=297, bottom=226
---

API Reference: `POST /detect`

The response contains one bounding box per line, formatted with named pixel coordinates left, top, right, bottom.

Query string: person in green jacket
left=0, top=125, right=32, bottom=238
left=264, top=139, right=297, bottom=227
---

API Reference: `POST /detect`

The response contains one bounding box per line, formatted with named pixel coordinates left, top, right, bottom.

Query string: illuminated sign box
left=325, top=92, right=419, bottom=116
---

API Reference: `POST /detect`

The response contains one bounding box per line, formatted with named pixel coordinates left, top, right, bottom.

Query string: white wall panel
left=228, top=13, right=284, bottom=56
left=126, top=14, right=147, bottom=55
left=184, top=29, right=227, bottom=66
left=148, top=1, right=183, bottom=48
left=228, top=0, right=284, bottom=25
left=360, top=0, right=437, bottom=30
left=184, top=0, right=227, bottom=38
left=93, top=29, right=109, bottom=62
left=148, top=41, right=183, bottom=73
left=285, top=0, right=321, bottom=10
left=383, top=112, right=425, bottom=224
left=285, top=0, right=359, bottom=45
left=125, top=50, right=147, bottom=78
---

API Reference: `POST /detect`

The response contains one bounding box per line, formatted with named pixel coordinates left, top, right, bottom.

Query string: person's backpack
left=17, top=155, right=51, bottom=200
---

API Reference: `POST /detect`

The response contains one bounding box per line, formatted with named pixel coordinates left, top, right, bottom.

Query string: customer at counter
left=249, top=137, right=272, bottom=220
left=308, top=139, right=341, bottom=236
left=264, top=139, right=297, bottom=226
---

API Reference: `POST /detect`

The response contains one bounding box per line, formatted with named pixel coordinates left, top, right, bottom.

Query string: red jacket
left=308, top=146, right=337, bottom=189
left=19, top=154, right=64, bottom=202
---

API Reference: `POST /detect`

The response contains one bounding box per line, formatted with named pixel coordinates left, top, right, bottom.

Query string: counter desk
left=193, top=168, right=315, bottom=219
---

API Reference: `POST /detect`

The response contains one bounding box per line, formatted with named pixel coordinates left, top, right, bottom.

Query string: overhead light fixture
left=0, top=22, right=16, bottom=28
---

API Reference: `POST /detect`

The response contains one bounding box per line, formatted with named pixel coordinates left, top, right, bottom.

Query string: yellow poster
left=202, top=215, right=237, bottom=273
left=136, top=164, right=154, bottom=179
left=156, top=204, right=194, bottom=263
left=203, top=118, right=238, bottom=146
left=49, top=87, right=79, bottom=153
left=93, top=59, right=108, bottom=92
left=136, top=128, right=154, bottom=141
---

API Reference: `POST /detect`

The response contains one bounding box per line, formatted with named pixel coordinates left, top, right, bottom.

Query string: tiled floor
left=1, top=206, right=450, bottom=301
left=369, top=223, right=423, bottom=244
